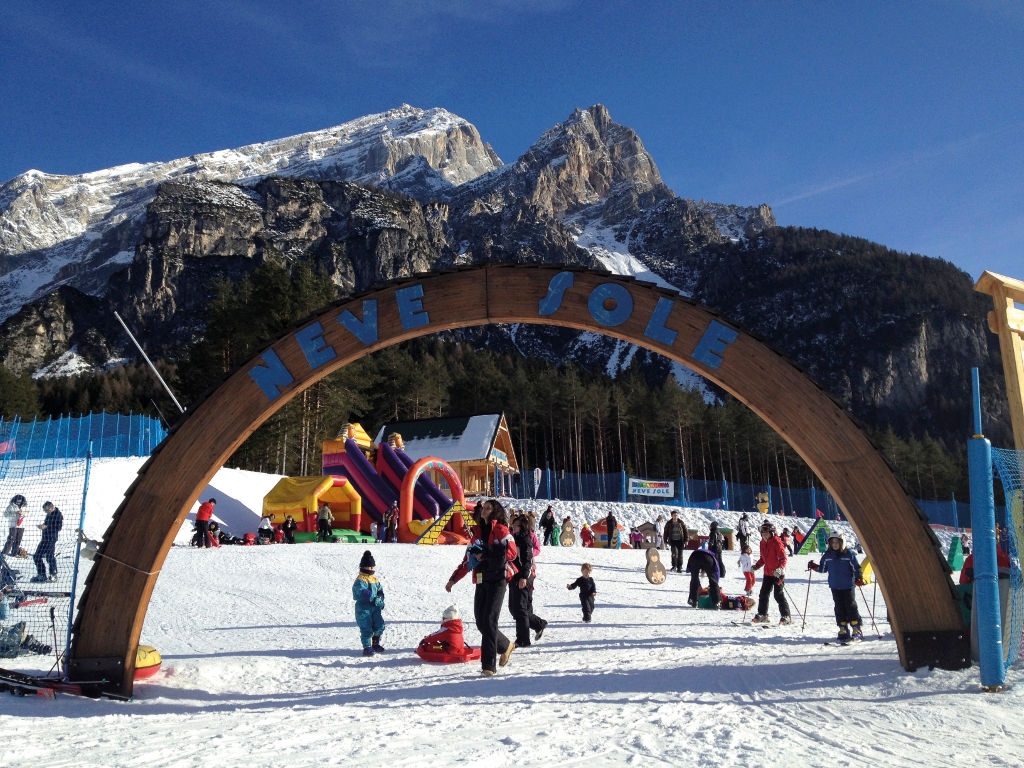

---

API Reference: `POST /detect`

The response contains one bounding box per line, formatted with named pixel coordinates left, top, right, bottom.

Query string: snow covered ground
left=2, top=458, right=1023, bottom=768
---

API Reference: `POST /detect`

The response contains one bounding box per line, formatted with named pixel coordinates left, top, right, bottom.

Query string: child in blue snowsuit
left=807, top=532, right=864, bottom=641
left=353, top=550, right=385, bottom=656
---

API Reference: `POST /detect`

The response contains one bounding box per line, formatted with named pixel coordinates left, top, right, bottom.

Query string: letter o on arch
left=71, top=265, right=967, bottom=696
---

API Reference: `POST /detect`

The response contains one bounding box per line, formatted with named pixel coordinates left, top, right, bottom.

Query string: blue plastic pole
left=969, top=367, right=1005, bottom=689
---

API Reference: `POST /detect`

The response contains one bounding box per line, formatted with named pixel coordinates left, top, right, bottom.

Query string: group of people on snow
left=190, top=489, right=870, bottom=670
left=4, top=493, right=64, bottom=583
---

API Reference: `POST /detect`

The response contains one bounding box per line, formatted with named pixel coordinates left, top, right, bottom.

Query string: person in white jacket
left=2, top=495, right=27, bottom=556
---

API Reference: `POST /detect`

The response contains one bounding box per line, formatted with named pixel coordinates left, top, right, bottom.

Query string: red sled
left=415, top=642, right=481, bottom=663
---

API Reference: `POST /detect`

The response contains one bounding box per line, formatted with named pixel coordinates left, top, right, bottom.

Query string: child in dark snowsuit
left=808, top=532, right=863, bottom=641
left=353, top=550, right=385, bottom=656
left=567, top=563, right=597, bottom=622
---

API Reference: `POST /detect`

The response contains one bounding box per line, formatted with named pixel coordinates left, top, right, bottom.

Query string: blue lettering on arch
left=692, top=320, right=739, bottom=369
left=249, top=349, right=294, bottom=401
left=338, top=300, right=379, bottom=344
left=295, top=322, right=336, bottom=370
left=643, top=297, right=678, bottom=346
left=538, top=272, right=575, bottom=316
left=396, top=285, right=429, bottom=329
left=588, top=283, right=633, bottom=327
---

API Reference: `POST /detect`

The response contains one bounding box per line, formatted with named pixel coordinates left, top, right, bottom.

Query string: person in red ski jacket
left=195, top=498, right=216, bottom=549
left=752, top=521, right=792, bottom=624
left=445, top=499, right=519, bottom=676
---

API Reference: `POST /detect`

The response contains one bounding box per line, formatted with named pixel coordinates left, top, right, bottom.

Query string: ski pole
left=783, top=581, right=803, bottom=622
left=801, top=569, right=813, bottom=633
left=49, top=605, right=61, bottom=674
left=858, top=583, right=881, bottom=638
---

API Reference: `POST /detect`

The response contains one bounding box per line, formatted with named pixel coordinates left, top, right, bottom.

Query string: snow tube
left=415, top=642, right=481, bottom=663
left=134, top=645, right=162, bottom=679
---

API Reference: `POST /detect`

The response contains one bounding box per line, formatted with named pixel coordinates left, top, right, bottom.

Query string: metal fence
left=508, top=466, right=996, bottom=529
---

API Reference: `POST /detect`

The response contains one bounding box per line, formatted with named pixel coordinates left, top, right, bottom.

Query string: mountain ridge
left=0, top=103, right=1007, bottom=451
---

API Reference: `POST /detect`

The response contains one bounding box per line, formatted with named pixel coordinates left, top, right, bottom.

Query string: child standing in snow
left=738, top=545, right=755, bottom=596
left=580, top=524, right=595, bottom=548
left=353, top=550, right=385, bottom=656
left=807, top=533, right=864, bottom=642
left=567, top=563, right=597, bottom=622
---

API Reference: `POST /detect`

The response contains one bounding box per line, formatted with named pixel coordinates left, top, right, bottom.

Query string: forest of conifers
left=0, top=260, right=967, bottom=502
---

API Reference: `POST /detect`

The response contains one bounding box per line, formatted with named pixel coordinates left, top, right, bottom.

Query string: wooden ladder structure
left=414, top=501, right=474, bottom=545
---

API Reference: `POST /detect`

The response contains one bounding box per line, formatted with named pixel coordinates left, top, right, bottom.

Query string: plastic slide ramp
left=414, top=502, right=474, bottom=545
left=388, top=442, right=453, bottom=514
left=376, top=441, right=442, bottom=521
left=322, top=438, right=396, bottom=527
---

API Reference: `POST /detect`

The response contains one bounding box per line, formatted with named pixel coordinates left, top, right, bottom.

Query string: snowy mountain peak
left=0, top=105, right=502, bottom=323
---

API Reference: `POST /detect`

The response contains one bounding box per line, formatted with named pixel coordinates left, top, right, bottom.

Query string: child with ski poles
left=751, top=522, right=792, bottom=625
left=807, top=532, right=864, bottom=642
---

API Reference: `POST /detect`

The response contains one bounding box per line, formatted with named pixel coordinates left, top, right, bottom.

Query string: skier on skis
left=751, top=521, right=792, bottom=625
left=808, top=532, right=864, bottom=642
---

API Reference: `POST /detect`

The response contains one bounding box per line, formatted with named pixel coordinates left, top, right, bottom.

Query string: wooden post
left=975, top=271, right=1024, bottom=452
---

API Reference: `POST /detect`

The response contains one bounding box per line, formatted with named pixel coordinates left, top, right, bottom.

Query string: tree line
left=0, top=259, right=970, bottom=502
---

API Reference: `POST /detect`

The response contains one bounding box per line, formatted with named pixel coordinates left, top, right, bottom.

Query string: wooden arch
left=71, top=265, right=968, bottom=696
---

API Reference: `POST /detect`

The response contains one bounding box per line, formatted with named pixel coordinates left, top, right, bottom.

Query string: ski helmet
left=760, top=521, right=776, bottom=536
left=827, top=532, right=844, bottom=547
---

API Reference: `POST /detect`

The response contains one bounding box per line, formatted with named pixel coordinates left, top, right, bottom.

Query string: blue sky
left=2, top=1, right=1021, bottom=281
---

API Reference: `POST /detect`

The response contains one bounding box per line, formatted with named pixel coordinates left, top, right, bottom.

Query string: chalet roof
left=373, top=414, right=503, bottom=463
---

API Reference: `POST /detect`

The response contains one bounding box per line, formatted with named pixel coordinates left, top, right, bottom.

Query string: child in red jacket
left=752, top=522, right=792, bottom=625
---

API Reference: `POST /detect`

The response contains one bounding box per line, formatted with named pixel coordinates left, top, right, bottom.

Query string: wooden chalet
left=373, top=413, right=519, bottom=497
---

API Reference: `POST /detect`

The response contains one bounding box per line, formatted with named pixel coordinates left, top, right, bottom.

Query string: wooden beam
left=976, top=270, right=1024, bottom=451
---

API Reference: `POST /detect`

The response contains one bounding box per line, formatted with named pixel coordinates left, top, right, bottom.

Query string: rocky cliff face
left=0, top=104, right=1007, bottom=450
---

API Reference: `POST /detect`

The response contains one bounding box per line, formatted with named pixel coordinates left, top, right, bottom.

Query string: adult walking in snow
left=539, top=506, right=556, bottom=546
left=445, top=499, right=519, bottom=676
left=707, top=521, right=726, bottom=577
left=751, top=522, right=791, bottom=624
left=605, top=509, right=619, bottom=548
left=32, top=501, right=63, bottom=582
left=664, top=510, right=687, bottom=572
left=737, top=512, right=753, bottom=552
left=317, top=502, right=334, bottom=542
left=508, top=512, right=548, bottom=647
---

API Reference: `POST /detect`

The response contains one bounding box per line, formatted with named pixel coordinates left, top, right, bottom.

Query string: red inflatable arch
left=70, top=265, right=968, bottom=697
